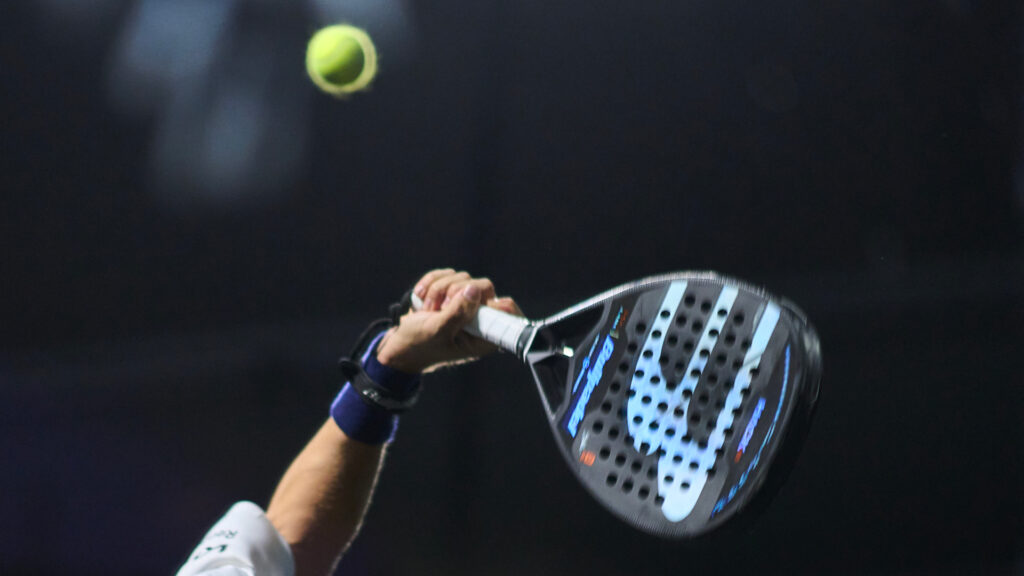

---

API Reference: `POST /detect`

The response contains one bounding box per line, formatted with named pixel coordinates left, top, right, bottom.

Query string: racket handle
left=409, top=293, right=529, bottom=355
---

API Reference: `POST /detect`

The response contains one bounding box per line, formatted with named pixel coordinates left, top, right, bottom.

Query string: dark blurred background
left=2, top=0, right=1022, bottom=574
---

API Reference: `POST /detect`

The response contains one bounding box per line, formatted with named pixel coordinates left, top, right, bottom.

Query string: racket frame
left=411, top=272, right=821, bottom=538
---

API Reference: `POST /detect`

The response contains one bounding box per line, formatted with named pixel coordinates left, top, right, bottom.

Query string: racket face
left=526, top=273, right=821, bottom=538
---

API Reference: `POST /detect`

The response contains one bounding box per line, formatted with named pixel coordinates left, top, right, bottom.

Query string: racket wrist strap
left=331, top=296, right=421, bottom=444
left=339, top=352, right=422, bottom=414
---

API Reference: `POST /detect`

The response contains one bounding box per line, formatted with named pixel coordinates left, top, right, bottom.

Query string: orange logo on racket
left=579, top=450, right=596, bottom=466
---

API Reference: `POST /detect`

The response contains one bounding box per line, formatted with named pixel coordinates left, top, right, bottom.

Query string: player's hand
left=375, top=269, right=522, bottom=374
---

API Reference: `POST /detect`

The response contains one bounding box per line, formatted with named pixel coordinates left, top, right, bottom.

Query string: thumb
left=487, top=296, right=524, bottom=317
left=435, top=284, right=481, bottom=337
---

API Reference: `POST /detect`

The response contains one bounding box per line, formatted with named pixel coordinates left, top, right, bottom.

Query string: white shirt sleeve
left=176, top=501, right=294, bottom=576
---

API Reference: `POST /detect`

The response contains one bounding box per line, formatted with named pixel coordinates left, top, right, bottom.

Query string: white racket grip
left=409, top=294, right=529, bottom=354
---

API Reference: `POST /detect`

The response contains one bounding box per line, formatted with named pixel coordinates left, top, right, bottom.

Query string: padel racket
left=414, top=272, right=821, bottom=538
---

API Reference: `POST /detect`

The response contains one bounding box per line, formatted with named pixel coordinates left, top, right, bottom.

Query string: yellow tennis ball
left=306, top=25, right=378, bottom=96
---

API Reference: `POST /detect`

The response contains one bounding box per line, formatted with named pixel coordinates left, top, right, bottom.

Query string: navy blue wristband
left=330, top=333, right=421, bottom=444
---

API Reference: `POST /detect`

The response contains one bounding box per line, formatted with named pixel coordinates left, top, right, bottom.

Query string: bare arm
left=265, top=420, right=384, bottom=576
left=264, top=269, right=520, bottom=576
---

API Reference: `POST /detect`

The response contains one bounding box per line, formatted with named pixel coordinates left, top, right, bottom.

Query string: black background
left=1, top=0, right=1021, bottom=574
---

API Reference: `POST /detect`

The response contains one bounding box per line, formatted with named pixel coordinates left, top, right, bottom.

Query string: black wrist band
left=333, top=289, right=420, bottom=420
left=338, top=357, right=422, bottom=414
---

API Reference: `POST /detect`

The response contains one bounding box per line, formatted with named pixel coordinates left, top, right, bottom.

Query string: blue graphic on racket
left=414, top=272, right=821, bottom=538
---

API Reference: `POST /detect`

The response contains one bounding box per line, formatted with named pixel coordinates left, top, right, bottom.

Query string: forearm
left=266, top=419, right=386, bottom=576
left=176, top=270, right=519, bottom=576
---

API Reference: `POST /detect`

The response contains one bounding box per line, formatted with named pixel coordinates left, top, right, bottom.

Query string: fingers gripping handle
left=410, top=294, right=529, bottom=355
